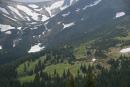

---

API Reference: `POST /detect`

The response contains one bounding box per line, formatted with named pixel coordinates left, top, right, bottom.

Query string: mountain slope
left=0, top=0, right=130, bottom=64
left=0, top=0, right=78, bottom=64
left=44, top=0, right=129, bottom=46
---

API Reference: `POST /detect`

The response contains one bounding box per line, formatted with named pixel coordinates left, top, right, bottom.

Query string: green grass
left=17, top=56, right=46, bottom=83
left=74, top=43, right=86, bottom=59
left=17, top=61, right=36, bottom=76
left=19, top=75, right=35, bottom=83
left=73, top=40, right=96, bottom=59
left=44, top=62, right=89, bottom=77
left=17, top=56, right=46, bottom=76
left=114, top=33, right=130, bottom=41
left=17, top=63, right=81, bottom=82
left=17, top=62, right=89, bottom=83
left=44, top=63, right=70, bottom=75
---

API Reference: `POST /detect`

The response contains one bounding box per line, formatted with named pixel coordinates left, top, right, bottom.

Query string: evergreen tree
left=66, top=73, right=76, bottom=87
left=85, top=65, right=96, bottom=87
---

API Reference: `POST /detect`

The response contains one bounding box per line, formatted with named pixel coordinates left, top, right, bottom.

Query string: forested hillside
left=1, top=54, right=130, bottom=87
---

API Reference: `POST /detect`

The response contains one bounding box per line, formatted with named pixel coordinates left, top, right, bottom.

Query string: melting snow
left=42, top=32, right=45, bottom=35
left=0, top=24, right=14, bottom=32
left=5, top=31, right=12, bottom=34
left=57, top=22, right=61, bottom=24
left=0, top=7, right=9, bottom=14
left=3, top=14, right=16, bottom=21
left=120, top=47, right=130, bottom=53
left=17, top=5, right=49, bottom=21
left=34, top=8, right=42, bottom=11
left=28, top=4, right=39, bottom=8
left=45, top=0, right=64, bottom=17
left=70, top=0, right=74, bottom=5
left=13, top=39, right=21, bottom=47
left=41, top=15, right=49, bottom=22
left=63, top=22, right=75, bottom=29
left=83, top=0, right=102, bottom=10
left=60, top=0, right=78, bottom=10
left=28, top=43, right=45, bottom=53
left=60, top=5, right=68, bottom=10
left=8, top=6, right=23, bottom=18
left=75, top=8, right=80, bottom=12
left=115, top=12, right=125, bottom=18
left=13, top=41, right=16, bottom=47
left=13, top=0, right=51, bottom=2
left=62, top=12, right=71, bottom=17
left=0, top=45, right=2, bottom=50
left=50, top=0, right=64, bottom=10
left=17, top=5, right=39, bottom=20
left=92, top=58, right=96, bottom=62
left=17, top=27, right=22, bottom=30
left=30, top=22, right=37, bottom=25
left=45, top=7, right=52, bottom=16
left=44, top=21, right=49, bottom=30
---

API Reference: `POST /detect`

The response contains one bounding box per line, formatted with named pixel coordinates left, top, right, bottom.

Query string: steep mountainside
left=0, top=0, right=130, bottom=64
left=0, top=0, right=78, bottom=63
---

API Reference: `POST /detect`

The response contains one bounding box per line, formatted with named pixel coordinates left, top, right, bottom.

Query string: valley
left=0, top=0, right=130, bottom=87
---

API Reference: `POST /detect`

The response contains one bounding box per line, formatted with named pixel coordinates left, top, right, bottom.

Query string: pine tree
left=66, top=73, right=76, bottom=87
left=85, top=66, right=96, bottom=87
left=24, top=63, right=27, bottom=73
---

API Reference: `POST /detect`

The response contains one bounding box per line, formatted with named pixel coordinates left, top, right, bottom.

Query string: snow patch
left=45, top=7, right=52, bottom=16
left=62, top=12, right=71, bottom=17
left=13, top=0, right=51, bottom=2
left=44, top=21, right=49, bottom=30
left=63, top=22, right=75, bottom=29
left=48, top=29, right=51, bottom=32
left=60, top=5, right=68, bottom=10
left=83, top=0, right=102, bottom=10
left=8, top=6, right=23, bottom=18
left=34, top=8, right=42, bottom=11
left=120, top=47, right=130, bottom=53
left=115, top=12, right=125, bottom=18
left=17, top=5, right=49, bottom=21
left=92, top=58, right=96, bottom=62
left=41, top=15, right=49, bottom=22
left=75, top=8, right=80, bottom=12
left=50, top=0, right=64, bottom=10
left=0, top=7, right=9, bottom=14
left=5, top=31, right=12, bottom=34
left=30, top=22, right=37, bottom=25
left=42, top=32, right=45, bottom=35
left=57, top=22, right=61, bottom=24
left=0, top=45, right=2, bottom=50
left=28, top=4, right=39, bottom=8
left=45, top=0, right=64, bottom=17
left=17, top=5, right=39, bottom=20
left=28, top=43, right=45, bottom=53
left=70, top=0, right=74, bottom=5
left=13, top=39, right=21, bottom=47
left=17, top=27, right=22, bottom=30
left=0, top=24, right=14, bottom=32
left=3, top=14, right=16, bottom=21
